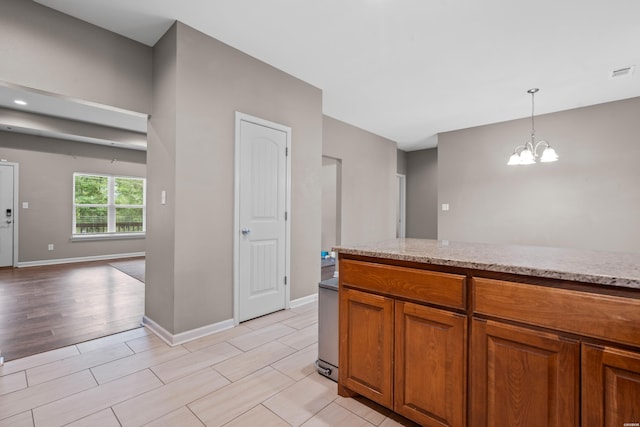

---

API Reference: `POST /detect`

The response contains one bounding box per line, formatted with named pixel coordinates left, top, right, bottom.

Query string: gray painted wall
left=145, top=24, right=178, bottom=332
left=323, top=115, right=397, bottom=246
left=0, top=131, right=146, bottom=262
left=0, top=0, right=151, bottom=264
left=438, top=96, right=640, bottom=253
left=397, top=149, right=407, bottom=175
left=0, top=0, right=152, bottom=114
left=147, top=22, right=323, bottom=334
left=406, top=148, right=438, bottom=239
left=0, top=2, right=402, bottom=339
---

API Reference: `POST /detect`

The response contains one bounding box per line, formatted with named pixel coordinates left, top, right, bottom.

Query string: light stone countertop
left=334, top=238, right=640, bottom=290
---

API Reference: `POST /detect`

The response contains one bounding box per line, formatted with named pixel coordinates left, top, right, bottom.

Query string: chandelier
left=507, top=88, right=558, bottom=165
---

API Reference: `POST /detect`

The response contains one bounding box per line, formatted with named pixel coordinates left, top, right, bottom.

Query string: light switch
left=22, top=202, right=29, bottom=209
left=442, top=203, right=450, bottom=211
left=161, top=190, right=167, bottom=205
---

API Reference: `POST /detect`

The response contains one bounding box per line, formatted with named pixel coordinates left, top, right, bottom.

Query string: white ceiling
left=0, top=84, right=147, bottom=133
left=0, top=83, right=148, bottom=150
left=28, top=0, right=640, bottom=150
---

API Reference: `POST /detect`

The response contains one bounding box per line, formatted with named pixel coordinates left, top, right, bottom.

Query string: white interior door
left=236, top=115, right=289, bottom=322
left=0, top=164, right=15, bottom=267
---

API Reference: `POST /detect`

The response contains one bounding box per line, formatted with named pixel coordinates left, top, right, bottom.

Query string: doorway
left=234, top=113, right=291, bottom=323
left=396, top=173, right=406, bottom=238
left=0, top=162, right=18, bottom=267
left=321, top=156, right=341, bottom=280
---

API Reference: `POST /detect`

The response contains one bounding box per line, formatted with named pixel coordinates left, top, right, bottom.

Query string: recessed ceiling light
left=13, top=99, right=28, bottom=106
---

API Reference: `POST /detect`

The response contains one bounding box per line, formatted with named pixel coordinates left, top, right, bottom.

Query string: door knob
left=241, top=227, right=251, bottom=235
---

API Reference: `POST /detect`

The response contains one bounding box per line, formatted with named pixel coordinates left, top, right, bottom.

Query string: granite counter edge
left=335, top=248, right=640, bottom=290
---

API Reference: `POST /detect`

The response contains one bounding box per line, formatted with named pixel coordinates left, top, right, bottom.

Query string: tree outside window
left=73, top=173, right=145, bottom=235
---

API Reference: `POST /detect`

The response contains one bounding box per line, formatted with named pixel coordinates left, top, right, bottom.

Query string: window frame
left=72, top=172, right=146, bottom=238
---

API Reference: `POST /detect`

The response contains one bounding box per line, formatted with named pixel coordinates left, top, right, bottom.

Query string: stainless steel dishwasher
left=317, top=277, right=338, bottom=382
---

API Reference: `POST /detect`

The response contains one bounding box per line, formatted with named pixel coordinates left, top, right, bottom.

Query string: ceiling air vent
left=610, top=66, right=634, bottom=79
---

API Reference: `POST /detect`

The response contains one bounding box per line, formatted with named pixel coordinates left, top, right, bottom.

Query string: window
left=73, top=173, right=146, bottom=236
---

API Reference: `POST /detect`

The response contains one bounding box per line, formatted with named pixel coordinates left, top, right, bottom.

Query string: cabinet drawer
left=473, top=277, right=640, bottom=347
left=340, top=259, right=466, bottom=310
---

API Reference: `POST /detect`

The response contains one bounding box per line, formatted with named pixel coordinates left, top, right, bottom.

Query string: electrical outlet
left=48, top=244, right=54, bottom=251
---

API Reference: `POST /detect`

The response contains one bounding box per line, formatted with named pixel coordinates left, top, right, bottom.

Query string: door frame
left=233, top=112, right=292, bottom=325
left=0, top=162, right=19, bottom=267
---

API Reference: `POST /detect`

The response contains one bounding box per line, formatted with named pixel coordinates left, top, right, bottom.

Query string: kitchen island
left=334, top=239, right=640, bottom=427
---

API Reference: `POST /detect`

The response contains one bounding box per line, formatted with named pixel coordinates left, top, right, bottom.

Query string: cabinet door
left=339, top=287, right=394, bottom=408
left=582, top=343, right=640, bottom=426
left=395, top=301, right=467, bottom=427
left=470, top=319, right=579, bottom=427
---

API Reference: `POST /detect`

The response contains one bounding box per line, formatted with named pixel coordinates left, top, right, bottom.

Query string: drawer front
left=340, top=259, right=466, bottom=310
left=473, top=277, right=640, bottom=347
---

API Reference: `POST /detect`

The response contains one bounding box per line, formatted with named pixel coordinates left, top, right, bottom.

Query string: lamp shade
left=519, top=147, right=535, bottom=164
left=507, top=153, right=521, bottom=165
left=540, top=146, right=559, bottom=162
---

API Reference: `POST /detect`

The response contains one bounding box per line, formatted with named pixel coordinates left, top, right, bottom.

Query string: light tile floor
left=0, top=301, right=419, bottom=426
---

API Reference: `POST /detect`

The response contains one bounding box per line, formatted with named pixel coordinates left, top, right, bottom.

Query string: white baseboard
left=17, top=252, right=145, bottom=268
left=142, top=316, right=235, bottom=347
left=290, top=292, right=318, bottom=308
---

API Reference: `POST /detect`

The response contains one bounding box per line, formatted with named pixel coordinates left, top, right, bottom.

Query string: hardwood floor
left=0, top=259, right=144, bottom=362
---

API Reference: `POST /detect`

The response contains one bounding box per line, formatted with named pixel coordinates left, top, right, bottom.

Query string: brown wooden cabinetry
left=338, top=254, right=640, bottom=426
left=471, top=277, right=640, bottom=426
left=339, top=287, right=394, bottom=408
left=582, top=344, right=640, bottom=426
left=339, top=258, right=467, bottom=426
left=395, top=301, right=467, bottom=426
left=470, top=319, right=580, bottom=427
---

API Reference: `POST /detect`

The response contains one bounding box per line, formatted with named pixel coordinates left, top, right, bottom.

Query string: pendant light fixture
left=507, top=88, right=558, bottom=165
